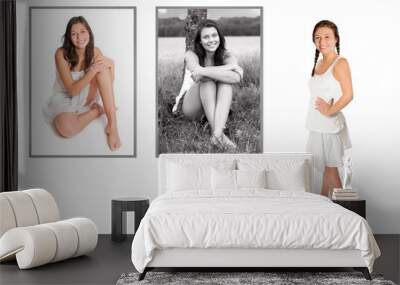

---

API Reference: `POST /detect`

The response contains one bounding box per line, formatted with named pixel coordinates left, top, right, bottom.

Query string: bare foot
left=105, top=125, right=122, bottom=151
left=90, top=103, right=104, bottom=117
left=220, top=133, right=237, bottom=150
left=210, top=133, right=237, bottom=152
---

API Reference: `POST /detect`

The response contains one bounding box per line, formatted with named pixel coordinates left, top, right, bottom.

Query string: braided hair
left=311, top=20, right=340, bottom=76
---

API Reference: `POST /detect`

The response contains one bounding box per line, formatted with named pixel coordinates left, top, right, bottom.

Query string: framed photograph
left=157, top=7, right=263, bottom=155
left=30, top=6, right=136, bottom=157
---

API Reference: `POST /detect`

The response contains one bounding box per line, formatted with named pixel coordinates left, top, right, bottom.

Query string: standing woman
left=306, top=20, right=353, bottom=197
left=183, top=20, right=243, bottom=150
left=43, top=16, right=121, bottom=151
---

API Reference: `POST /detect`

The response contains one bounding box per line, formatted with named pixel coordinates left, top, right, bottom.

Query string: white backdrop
left=30, top=7, right=135, bottom=156
left=17, top=0, right=400, bottom=233
left=263, top=0, right=400, bottom=233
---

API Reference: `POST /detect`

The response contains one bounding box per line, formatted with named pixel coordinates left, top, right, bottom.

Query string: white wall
left=18, top=0, right=400, bottom=233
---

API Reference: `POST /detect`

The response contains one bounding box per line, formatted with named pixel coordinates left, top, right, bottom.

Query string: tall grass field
left=158, top=36, right=261, bottom=153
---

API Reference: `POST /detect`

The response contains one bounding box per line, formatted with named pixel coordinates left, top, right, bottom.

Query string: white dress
left=43, top=70, right=99, bottom=122
left=306, top=56, right=352, bottom=171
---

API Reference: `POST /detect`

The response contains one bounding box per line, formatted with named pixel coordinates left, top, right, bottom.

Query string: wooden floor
left=0, top=235, right=398, bottom=285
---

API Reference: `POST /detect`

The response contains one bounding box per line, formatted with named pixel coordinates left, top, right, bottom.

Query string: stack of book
left=332, top=188, right=359, bottom=200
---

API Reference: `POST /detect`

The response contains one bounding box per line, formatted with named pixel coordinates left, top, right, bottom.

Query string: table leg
left=112, top=202, right=126, bottom=241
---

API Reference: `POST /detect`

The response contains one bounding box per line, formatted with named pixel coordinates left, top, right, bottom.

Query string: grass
left=158, top=52, right=261, bottom=153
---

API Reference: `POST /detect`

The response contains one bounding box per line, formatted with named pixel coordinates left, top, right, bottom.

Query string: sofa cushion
left=0, top=192, right=39, bottom=227
left=24, top=189, right=60, bottom=224
left=0, top=196, right=17, bottom=237
left=0, top=218, right=97, bottom=269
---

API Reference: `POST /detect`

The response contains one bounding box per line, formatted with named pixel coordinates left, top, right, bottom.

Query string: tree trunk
left=185, top=9, right=207, bottom=51
left=173, top=9, right=207, bottom=113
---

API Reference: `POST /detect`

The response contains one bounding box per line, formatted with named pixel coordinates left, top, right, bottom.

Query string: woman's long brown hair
left=193, top=20, right=227, bottom=67
left=61, top=16, right=94, bottom=72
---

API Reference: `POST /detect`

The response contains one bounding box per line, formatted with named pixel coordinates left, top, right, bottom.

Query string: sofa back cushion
left=0, top=189, right=60, bottom=237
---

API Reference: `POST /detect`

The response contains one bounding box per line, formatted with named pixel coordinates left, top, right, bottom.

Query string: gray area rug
left=116, top=271, right=396, bottom=285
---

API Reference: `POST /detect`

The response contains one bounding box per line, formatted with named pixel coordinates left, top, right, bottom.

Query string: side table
left=332, top=199, right=366, bottom=219
left=111, top=197, right=149, bottom=241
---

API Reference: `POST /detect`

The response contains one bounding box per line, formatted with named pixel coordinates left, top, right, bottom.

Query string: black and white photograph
left=30, top=7, right=136, bottom=156
left=157, top=7, right=262, bottom=154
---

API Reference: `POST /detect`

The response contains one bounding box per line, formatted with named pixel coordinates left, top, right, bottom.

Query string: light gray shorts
left=306, top=130, right=351, bottom=172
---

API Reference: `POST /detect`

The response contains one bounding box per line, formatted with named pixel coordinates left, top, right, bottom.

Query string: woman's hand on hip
left=315, top=97, right=333, bottom=116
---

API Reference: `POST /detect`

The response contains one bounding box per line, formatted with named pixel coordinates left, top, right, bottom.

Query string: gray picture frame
left=29, top=6, right=136, bottom=157
left=156, top=6, right=263, bottom=156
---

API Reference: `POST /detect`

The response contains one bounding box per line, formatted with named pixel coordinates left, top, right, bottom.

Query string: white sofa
left=0, top=188, right=98, bottom=269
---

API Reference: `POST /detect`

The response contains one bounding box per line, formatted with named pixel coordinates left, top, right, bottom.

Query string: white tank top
left=306, top=56, right=345, bottom=133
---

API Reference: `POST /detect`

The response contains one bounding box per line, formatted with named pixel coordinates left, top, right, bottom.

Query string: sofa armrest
left=0, top=226, right=57, bottom=268
left=0, top=218, right=98, bottom=269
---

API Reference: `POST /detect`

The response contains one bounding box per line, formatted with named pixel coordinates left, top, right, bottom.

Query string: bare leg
left=321, top=166, right=343, bottom=197
left=214, top=83, right=233, bottom=136
left=54, top=104, right=104, bottom=138
left=211, top=83, right=236, bottom=150
left=183, top=81, right=236, bottom=150
left=321, top=169, right=331, bottom=197
left=199, top=81, right=217, bottom=132
left=329, top=166, right=343, bottom=189
left=182, top=82, right=203, bottom=120
left=182, top=81, right=218, bottom=129
left=84, top=77, right=99, bottom=106
left=95, top=69, right=121, bottom=151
